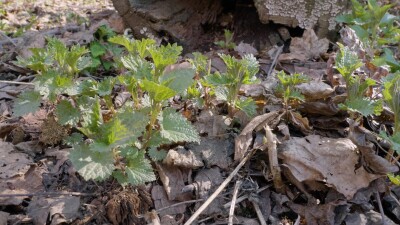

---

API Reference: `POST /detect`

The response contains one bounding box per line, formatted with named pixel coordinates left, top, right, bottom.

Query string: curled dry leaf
left=234, top=111, right=281, bottom=161
left=152, top=185, right=186, bottom=217
left=279, top=135, right=382, bottom=199
left=296, top=81, right=334, bottom=100
left=287, top=111, right=312, bottom=135
left=156, top=163, right=191, bottom=201
left=299, top=101, right=339, bottom=116
left=163, top=146, right=204, bottom=169
left=234, top=42, right=258, bottom=57
left=279, top=29, right=329, bottom=61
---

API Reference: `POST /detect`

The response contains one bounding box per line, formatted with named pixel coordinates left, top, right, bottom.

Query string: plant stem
left=142, top=102, right=162, bottom=149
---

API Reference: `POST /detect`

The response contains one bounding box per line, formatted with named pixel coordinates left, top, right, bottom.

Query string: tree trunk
left=112, top=0, right=350, bottom=49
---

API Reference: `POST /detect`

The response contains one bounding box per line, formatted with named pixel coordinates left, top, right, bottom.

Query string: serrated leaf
left=160, top=67, right=195, bottom=93
left=116, top=109, right=148, bottom=139
left=97, top=77, right=115, bottom=96
left=160, top=109, right=200, bottom=143
left=214, top=86, right=228, bottom=101
left=341, top=98, right=382, bottom=116
left=79, top=97, right=103, bottom=137
left=140, top=79, right=176, bottom=102
left=149, top=43, right=182, bottom=76
left=69, top=144, right=115, bottom=181
left=147, top=131, right=172, bottom=148
left=235, top=97, right=257, bottom=116
left=56, top=99, right=80, bottom=125
left=64, top=132, right=84, bottom=146
left=109, top=35, right=136, bottom=53
left=90, top=41, right=106, bottom=58
left=335, top=43, right=363, bottom=78
left=13, top=90, right=41, bottom=117
left=121, top=54, right=153, bottom=80
left=148, top=147, right=167, bottom=161
left=125, top=149, right=156, bottom=185
left=204, top=72, right=234, bottom=86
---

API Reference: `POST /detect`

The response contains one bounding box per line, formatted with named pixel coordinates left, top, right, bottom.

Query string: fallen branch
left=264, top=124, right=285, bottom=193
left=228, top=180, right=242, bottom=225
left=184, top=148, right=257, bottom=225
left=0, top=191, right=94, bottom=198
left=267, top=45, right=283, bottom=77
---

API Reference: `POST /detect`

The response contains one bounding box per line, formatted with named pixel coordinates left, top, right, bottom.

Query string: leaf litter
left=1, top=0, right=400, bottom=224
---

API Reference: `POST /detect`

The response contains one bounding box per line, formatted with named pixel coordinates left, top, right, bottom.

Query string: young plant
left=13, top=36, right=200, bottom=186
left=204, top=53, right=259, bottom=117
left=336, top=0, right=400, bottom=58
left=214, top=29, right=236, bottom=50
left=335, top=43, right=383, bottom=118
left=275, top=71, right=309, bottom=112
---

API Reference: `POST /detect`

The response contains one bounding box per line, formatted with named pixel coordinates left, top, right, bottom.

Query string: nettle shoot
left=13, top=36, right=200, bottom=186
left=204, top=53, right=259, bottom=117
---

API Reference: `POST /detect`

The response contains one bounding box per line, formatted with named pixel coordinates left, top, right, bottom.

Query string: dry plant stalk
left=264, top=124, right=285, bottom=193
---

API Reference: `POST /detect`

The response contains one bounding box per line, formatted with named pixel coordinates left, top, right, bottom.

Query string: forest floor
left=0, top=0, right=400, bottom=225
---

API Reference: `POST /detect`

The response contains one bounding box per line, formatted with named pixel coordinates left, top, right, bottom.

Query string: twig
left=375, top=192, right=387, bottom=225
left=0, top=191, right=94, bottom=198
left=264, top=125, right=285, bottom=193
left=0, top=80, right=35, bottom=85
left=294, top=215, right=301, bottom=225
left=267, top=45, right=283, bottom=77
left=156, top=199, right=204, bottom=213
left=389, top=192, right=400, bottom=207
left=0, top=30, right=17, bottom=47
left=184, top=148, right=257, bottom=225
left=223, top=185, right=271, bottom=208
left=249, top=195, right=267, bottom=225
left=228, top=180, right=242, bottom=225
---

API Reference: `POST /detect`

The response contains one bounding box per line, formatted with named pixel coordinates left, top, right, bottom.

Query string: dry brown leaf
left=0, top=141, right=32, bottom=179
left=299, top=101, right=339, bottom=116
left=235, top=111, right=281, bottom=161
left=152, top=185, right=186, bottom=217
left=279, top=135, right=382, bottom=199
left=188, top=136, right=233, bottom=169
left=0, top=211, right=9, bottom=225
left=163, top=146, right=204, bottom=169
left=194, top=167, right=224, bottom=215
left=27, top=196, right=80, bottom=225
left=287, top=111, right=312, bottom=135
left=288, top=200, right=347, bottom=225
left=156, top=163, right=191, bottom=201
left=280, top=29, right=329, bottom=61
left=234, top=42, right=258, bottom=57
left=296, top=81, right=334, bottom=100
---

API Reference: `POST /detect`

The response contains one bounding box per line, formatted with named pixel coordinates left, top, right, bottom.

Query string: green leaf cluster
left=214, top=29, right=236, bottom=50
left=275, top=71, right=309, bottom=109
left=204, top=53, right=259, bottom=117
left=336, top=0, right=399, bottom=57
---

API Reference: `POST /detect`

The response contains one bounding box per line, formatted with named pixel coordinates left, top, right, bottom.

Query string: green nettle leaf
left=117, top=109, right=148, bottom=138
left=160, top=68, right=195, bottom=93
left=335, top=43, right=363, bottom=78
left=77, top=79, right=98, bottom=96
left=214, top=86, right=228, bottom=101
left=69, top=144, right=115, bottom=181
left=341, top=98, right=382, bottom=116
left=121, top=54, right=153, bottom=80
left=109, top=35, right=136, bottom=53
left=64, top=132, right=84, bottom=146
left=160, top=109, right=200, bottom=143
left=140, top=80, right=177, bottom=102
left=135, top=38, right=156, bottom=58
left=15, top=48, right=52, bottom=72
left=148, top=147, right=167, bottom=161
left=149, top=43, right=182, bottom=75
left=205, top=72, right=234, bottom=86
left=90, top=41, right=106, bottom=58
left=235, top=97, right=257, bottom=117
left=146, top=131, right=172, bottom=148
left=125, top=149, right=156, bottom=185
left=79, top=97, right=103, bottom=137
left=56, top=99, right=80, bottom=125
left=97, top=77, right=115, bottom=96
left=13, top=90, right=41, bottom=117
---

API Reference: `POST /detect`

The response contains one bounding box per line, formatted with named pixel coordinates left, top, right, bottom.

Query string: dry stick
left=223, top=185, right=271, bottom=209
left=228, top=180, right=242, bottom=225
left=0, top=30, right=17, bottom=47
left=294, top=215, right=301, bottom=225
left=0, top=191, right=94, bottom=198
left=264, top=125, right=285, bottom=193
left=0, top=80, right=35, bottom=85
left=250, top=198, right=267, bottom=225
left=267, top=45, right=283, bottom=77
left=375, top=192, right=388, bottom=225
left=184, top=148, right=257, bottom=225
left=156, top=199, right=204, bottom=213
